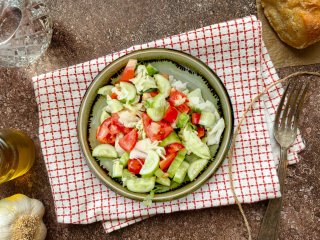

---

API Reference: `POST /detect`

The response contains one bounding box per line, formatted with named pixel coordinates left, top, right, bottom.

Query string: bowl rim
left=78, top=48, right=234, bottom=202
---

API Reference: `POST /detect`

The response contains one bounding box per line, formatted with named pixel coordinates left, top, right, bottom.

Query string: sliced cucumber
left=156, top=176, right=171, bottom=187
left=106, top=99, right=123, bottom=113
left=173, top=161, right=190, bottom=184
left=98, top=85, right=113, bottom=96
left=146, top=63, right=159, bottom=76
left=167, top=149, right=187, bottom=178
left=92, top=144, right=118, bottom=158
left=126, top=177, right=156, bottom=193
left=199, top=111, right=217, bottom=128
left=188, top=159, right=208, bottom=181
left=100, top=109, right=110, bottom=124
left=112, top=161, right=123, bottom=178
left=122, top=169, right=136, bottom=186
left=119, top=82, right=137, bottom=102
left=146, top=93, right=168, bottom=121
left=146, top=107, right=165, bottom=121
left=176, top=112, right=190, bottom=128
left=139, top=150, right=160, bottom=176
left=154, top=74, right=171, bottom=97
left=159, top=131, right=181, bottom=147
left=119, top=152, right=130, bottom=167
left=154, top=168, right=165, bottom=178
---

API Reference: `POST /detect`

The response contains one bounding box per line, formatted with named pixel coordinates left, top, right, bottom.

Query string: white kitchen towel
left=32, top=15, right=305, bottom=233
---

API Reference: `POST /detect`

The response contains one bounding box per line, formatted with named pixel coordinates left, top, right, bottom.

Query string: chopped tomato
left=142, top=113, right=173, bottom=141
left=169, top=89, right=188, bottom=107
left=165, top=143, right=184, bottom=154
left=96, top=116, right=121, bottom=144
left=96, top=114, right=130, bottom=144
left=119, top=129, right=138, bottom=152
left=159, top=152, right=177, bottom=171
left=111, top=92, right=118, bottom=99
left=197, top=127, right=205, bottom=138
left=163, top=105, right=178, bottom=123
left=149, top=91, right=159, bottom=97
left=119, top=59, right=137, bottom=82
left=191, top=112, right=201, bottom=125
left=128, top=158, right=144, bottom=174
left=176, top=103, right=190, bottom=113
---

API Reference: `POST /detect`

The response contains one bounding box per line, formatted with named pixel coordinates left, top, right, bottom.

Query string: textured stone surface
left=0, top=0, right=319, bottom=239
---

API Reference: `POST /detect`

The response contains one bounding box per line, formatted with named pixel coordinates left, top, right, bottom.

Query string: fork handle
left=257, top=147, right=288, bottom=240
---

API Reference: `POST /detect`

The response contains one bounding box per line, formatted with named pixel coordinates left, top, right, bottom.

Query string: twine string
left=228, top=71, right=320, bottom=240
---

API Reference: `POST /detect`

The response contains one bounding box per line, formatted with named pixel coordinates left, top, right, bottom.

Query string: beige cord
left=228, top=72, right=320, bottom=240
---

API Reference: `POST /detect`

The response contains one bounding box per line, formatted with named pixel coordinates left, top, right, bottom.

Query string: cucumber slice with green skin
left=146, top=64, right=159, bottom=76
left=119, top=82, right=137, bottom=102
left=173, top=161, right=190, bottom=184
left=167, top=149, right=187, bottom=178
left=98, top=85, right=113, bottom=96
left=159, top=131, right=181, bottom=147
left=119, top=152, right=130, bottom=167
left=146, top=107, right=165, bottom=121
left=199, top=111, right=217, bottom=128
left=112, top=161, right=123, bottom=178
left=139, top=150, right=160, bottom=176
left=144, top=88, right=158, bottom=93
left=188, top=159, right=208, bottom=181
left=100, top=110, right=110, bottom=124
left=126, top=177, right=156, bottom=193
left=92, top=144, right=118, bottom=158
left=156, top=176, right=171, bottom=187
left=154, top=168, right=165, bottom=178
left=177, top=112, right=190, bottom=128
left=154, top=74, right=171, bottom=97
left=107, top=99, right=123, bottom=113
left=122, top=169, right=136, bottom=187
left=187, top=88, right=203, bottom=99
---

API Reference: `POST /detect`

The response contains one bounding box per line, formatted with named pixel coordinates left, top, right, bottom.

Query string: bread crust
left=261, top=0, right=320, bottom=49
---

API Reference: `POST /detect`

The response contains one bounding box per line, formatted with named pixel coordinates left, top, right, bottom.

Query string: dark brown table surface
left=0, top=0, right=319, bottom=239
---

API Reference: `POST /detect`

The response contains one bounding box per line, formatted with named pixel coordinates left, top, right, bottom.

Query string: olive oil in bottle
left=0, top=129, right=35, bottom=184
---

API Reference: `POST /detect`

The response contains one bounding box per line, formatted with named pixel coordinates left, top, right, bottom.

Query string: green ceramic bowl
left=78, top=48, right=234, bottom=202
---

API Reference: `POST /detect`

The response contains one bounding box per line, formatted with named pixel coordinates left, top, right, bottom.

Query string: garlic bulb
left=0, top=194, right=47, bottom=240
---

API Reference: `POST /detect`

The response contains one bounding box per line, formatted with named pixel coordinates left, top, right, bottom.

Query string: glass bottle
left=0, top=129, right=35, bottom=184
left=0, top=0, right=52, bottom=67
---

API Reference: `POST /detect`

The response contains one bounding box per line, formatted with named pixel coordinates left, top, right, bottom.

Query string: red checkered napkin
left=32, top=15, right=305, bottom=233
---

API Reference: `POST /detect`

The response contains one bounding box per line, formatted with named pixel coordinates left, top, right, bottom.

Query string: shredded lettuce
left=169, top=75, right=189, bottom=94
left=206, top=118, right=225, bottom=145
left=130, top=65, right=157, bottom=93
left=117, top=110, right=140, bottom=128
left=180, top=124, right=211, bottom=159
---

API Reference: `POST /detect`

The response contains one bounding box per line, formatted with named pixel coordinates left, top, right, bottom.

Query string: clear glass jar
left=0, top=0, right=52, bottom=67
left=0, top=129, right=35, bottom=184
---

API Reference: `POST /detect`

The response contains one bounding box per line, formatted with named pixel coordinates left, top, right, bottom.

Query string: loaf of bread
left=261, top=0, right=320, bottom=49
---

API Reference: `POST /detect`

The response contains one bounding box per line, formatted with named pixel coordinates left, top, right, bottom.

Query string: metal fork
left=257, top=81, right=309, bottom=240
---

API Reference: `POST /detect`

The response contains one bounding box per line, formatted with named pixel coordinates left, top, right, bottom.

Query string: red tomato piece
left=96, top=116, right=121, bottom=144
left=191, top=112, right=201, bottom=125
left=159, top=152, right=177, bottom=171
left=128, top=158, right=144, bottom=174
left=163, top=105, right=178, bottom=123
left=169, top=89, right=188, bottom=107
left=149, top=91, right=159, bottom=97
left=176, top=103, right=190, bottom=113
left=165, top=143, right=184, bottom=154
left=96, top=114, right=131, bottom=144
left=197, top=127, right=205, bottom=138
left=142, top=113, right=173, bottom=141
left=111, top=92, right=118, bottom=99
left=120, top=59, right=137, bottom=82
left=119, top=129, right=138, bottom=152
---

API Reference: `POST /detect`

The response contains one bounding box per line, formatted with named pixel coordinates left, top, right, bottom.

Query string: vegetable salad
left=91, top=59, right=225, bottom=194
